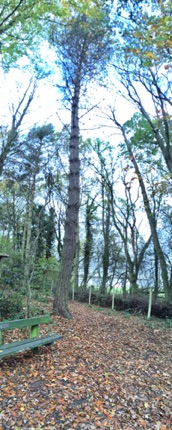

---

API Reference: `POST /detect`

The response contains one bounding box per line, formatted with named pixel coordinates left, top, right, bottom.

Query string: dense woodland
left=0, top=0, right=172, bottom=320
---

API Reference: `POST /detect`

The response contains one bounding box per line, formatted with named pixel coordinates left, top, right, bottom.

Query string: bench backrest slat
left=0, top=316, right=52, bottom=331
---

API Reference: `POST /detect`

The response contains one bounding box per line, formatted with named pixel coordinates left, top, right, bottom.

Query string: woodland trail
left=0, top=301, right=172, bottom=429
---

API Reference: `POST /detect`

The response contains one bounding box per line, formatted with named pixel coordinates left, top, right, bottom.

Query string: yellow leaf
left=146, top=51, right=156, bottom=59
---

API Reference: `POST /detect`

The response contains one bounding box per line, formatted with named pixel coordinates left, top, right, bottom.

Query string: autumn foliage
left=0, top=301, right=171, bottom=429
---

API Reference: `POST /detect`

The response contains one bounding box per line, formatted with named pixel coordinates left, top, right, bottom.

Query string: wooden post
left=147, top=288, right=153, bottom=319
left=112, top=288, right=115, bottom=310
left=89, top=285, right=92, bottom=306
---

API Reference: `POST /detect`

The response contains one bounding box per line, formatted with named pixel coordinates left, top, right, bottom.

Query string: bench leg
left=31, top=324, right=39, bottom=338
left=33, top=341, right=55, bottom=354
left=32, top=347, right=39, bottom=355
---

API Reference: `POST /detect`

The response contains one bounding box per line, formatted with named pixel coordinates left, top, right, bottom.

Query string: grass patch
left=144, top=316, right=172, bottom=330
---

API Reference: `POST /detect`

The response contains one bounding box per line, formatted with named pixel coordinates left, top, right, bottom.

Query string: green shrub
left=0, top=293, right=23, bottom=320
left=71, top=291, right=172, bottom=319
left=0, top=253, right=24, bottom=291
left=165, top=318, right=172, bottom=328
left=31, top=257, right=59, bottom=292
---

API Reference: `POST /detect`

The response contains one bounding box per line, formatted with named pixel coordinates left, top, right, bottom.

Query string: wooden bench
left=0, top=315, right=63, bottom=359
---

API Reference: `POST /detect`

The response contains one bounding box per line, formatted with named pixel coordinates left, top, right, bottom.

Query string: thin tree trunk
left=83, top=199, right=93, bottom=291
left=122, top=128, right=171, bottom=300
left=123, top=264, right=128, bottom=298
left=154, top=247, right=159, bottom=300
left=21, top=217, right=27, bottom=262
left=74, top=227, right=80, bottom=293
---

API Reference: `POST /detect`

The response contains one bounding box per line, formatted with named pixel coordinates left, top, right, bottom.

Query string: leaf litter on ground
left=0, top=301, right=171, bottom=430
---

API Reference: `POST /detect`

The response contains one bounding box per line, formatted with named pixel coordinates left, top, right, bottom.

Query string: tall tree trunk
left=53, top=87, right=80, bottom=318
left=23, top=180, right=35, bottom=317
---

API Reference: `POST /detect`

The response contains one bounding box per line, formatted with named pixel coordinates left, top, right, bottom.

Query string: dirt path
left=0, top=302, right=172, bottom=429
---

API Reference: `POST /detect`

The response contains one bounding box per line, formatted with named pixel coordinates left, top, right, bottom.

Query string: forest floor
left=0, top=300, right=172, bottom=430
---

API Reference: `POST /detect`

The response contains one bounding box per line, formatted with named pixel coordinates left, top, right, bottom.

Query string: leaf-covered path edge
left=0, top=301, right=171, bottom=430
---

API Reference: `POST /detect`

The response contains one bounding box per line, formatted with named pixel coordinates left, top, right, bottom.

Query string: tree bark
left=23, top=179, right=35, bottom=317
left=83, top=198, right=94, bottom=291
left=74, top=226, right=80, bottom=293
left=53, top=86, right=80, bottom=318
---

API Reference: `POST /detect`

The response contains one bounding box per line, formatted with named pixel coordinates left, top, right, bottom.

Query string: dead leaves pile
left=0, top=302, right=172, bottom=429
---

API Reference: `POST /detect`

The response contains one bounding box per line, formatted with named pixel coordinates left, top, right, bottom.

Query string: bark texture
left=53, top=87, right=80, bottom=318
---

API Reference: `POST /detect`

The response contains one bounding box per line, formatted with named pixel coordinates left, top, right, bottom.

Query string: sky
left=0, top=46, right=137, bottom=145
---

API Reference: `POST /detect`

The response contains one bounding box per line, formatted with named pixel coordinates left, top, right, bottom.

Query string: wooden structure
left=0, top=315, right=63, bottom=359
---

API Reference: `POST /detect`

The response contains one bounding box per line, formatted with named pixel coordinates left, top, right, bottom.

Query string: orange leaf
left=95, top=399, right=102, bottom=406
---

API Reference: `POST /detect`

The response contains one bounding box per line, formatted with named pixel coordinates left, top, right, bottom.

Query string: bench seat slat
left=1, top=334, right=63, bottom=350
left=0, top=334, right=63, bottom=359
